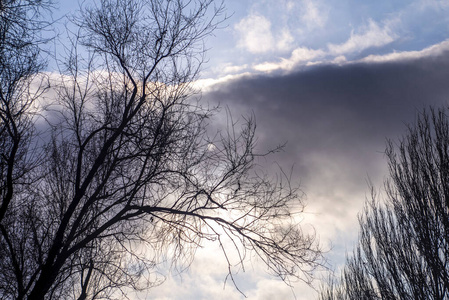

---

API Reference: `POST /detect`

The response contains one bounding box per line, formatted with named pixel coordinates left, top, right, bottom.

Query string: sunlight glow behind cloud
left=253, top=47, right=326, bottom=72
left=45, top=0, right=449, bottom=298
left=147, top=0, right=449, bottom=297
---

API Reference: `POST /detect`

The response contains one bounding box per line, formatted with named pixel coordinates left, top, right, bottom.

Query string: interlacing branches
left=0, top=1, right=323, bottom=299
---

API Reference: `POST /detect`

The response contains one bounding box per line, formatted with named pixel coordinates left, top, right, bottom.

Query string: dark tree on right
left=320, top=107, right=449, bottom=300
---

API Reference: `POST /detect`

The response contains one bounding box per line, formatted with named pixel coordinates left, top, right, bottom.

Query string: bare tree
left=320, top=107, right=449, bottom=300
left=0, top=1, right=54, bottom=299
left=0, top=0, right=322, bottom=299
left=0, top=0, right=52, bottom=223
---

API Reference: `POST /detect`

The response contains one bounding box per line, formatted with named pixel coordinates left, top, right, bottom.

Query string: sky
left=52, top=0, right=449, bottom=299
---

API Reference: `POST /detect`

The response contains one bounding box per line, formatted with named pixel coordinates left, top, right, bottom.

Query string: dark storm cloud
left=204, top=51, right=449, bottom=187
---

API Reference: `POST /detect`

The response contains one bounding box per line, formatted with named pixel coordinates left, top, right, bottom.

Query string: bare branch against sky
left=0, top=1, right=323, bottom=299
left=319, top=107, right=449, bottom=299
left=2, top=0, right=449, bottom=299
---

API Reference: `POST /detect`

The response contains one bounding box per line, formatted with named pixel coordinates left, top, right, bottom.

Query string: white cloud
left=192, top=73, right=252, bottom=92
left=360, top=39, right=449, bottom=63
left=327, top=19, right=397, bottom=55
left=332, top=55, right=347, bottom=64
left=278, top=28, right=295, bottom=52
left=220, top=63, right=249, bottom=74
left=235, top=14, right=275, bottom=54
left=252, top=62, right=284, bottom=73
left=249, top=19, right=400, bottom=73
left=236, top=38, right=449, bottom=75
left=286, top=1, right=295, bottom=12
left=231, top=0, right=329, bottom=57
left=253, top=47, right=326, bottom=72
left=248, top=20, right=396, bottom=72
left=415, top=0, right=449, bottom=11
left=290, top=47, right=326, bottom=63
left=234, top=12, right=295, bottom=54
left=301, top=0, right=328, bottom=29
left=246, top=279, right=295, bottom=300
left=222, top=0, right=449, bottom=77
left=282, top=0, right=328, bottom=31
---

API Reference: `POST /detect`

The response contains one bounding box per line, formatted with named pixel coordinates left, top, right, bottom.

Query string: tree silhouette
left=0, top=0, right=52, bottom=224
left=0, top=1, right=322, bottom=299
left=320, top=107, right=449, bottom=300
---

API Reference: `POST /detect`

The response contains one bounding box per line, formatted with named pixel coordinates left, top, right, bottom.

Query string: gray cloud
left=148, top=49, right=449, bottom=300
left=205, top=49, right=449, bottom=177
left=202, top=50, right=449, bottom=279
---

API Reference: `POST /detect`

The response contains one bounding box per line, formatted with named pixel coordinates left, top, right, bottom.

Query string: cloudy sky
left=52, top=0, right=449, bottom=299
